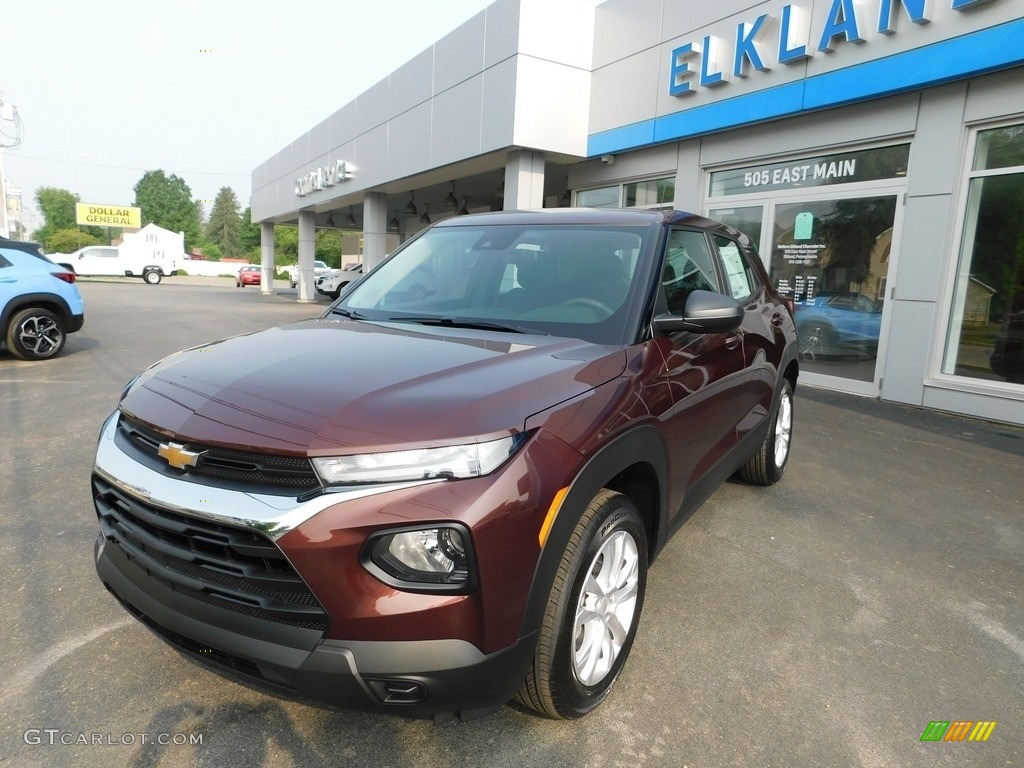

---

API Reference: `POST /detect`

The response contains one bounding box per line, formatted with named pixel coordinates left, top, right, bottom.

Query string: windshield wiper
left=387, top=316, right=546, bottom=335
left=330, top=307, right=368, bottom=320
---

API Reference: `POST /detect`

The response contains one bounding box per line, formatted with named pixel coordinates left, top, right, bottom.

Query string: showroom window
left=706, top=144, right=908, bottom=391
left=943, top=123, right=1024, bottom=386
left=576, top=177, right=675, bottom=209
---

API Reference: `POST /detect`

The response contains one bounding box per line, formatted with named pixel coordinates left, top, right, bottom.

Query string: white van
left=68, top=244, right=179, bottom=284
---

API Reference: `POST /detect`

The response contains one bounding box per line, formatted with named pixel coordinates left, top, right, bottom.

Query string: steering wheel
left=561, top=297, right=612, bottom=316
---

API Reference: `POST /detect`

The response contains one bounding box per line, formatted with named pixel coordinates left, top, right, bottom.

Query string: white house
left=117, top=223, right=185, bottom=263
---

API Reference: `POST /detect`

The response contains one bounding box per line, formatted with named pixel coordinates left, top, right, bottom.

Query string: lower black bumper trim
left=96, top=535, right=536, bottom=717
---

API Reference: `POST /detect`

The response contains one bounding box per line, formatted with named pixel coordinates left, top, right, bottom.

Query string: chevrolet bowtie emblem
left=157, top=441, right=205, bottom=470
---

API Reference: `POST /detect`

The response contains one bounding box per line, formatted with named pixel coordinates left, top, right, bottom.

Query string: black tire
left=517, top=490, right=647, bottom=719
left=739, top=378, right=794, bottom=486
left=5, top=307, right=67, bottom=360
left=143, top=270, right=162, bottom=285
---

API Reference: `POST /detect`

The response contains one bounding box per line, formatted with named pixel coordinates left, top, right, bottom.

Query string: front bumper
left=96, top=533, right=532, bottom=717
left=90, top=411, right=562, bottom=716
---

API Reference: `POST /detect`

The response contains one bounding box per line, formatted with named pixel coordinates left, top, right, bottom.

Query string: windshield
left=341, top=223, right=650, bottom=344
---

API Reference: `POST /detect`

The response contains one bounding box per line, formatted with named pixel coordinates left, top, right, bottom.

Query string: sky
left=0, top=0, right=563, bottom=232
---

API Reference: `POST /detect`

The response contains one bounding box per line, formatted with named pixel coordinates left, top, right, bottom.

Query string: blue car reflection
left=795, top=292, right=882, bottom=359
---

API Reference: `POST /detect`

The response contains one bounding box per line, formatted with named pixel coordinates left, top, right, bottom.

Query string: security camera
left=600, top=154, right=615, bottom=165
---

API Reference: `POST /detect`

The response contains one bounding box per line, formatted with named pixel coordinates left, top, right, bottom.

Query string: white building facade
left=252, top=0, right=1024, bottom=425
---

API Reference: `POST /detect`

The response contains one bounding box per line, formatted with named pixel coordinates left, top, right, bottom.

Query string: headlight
left=364, top=524, right=475, bottom=592
left=311, top=434, right=523, bottom=485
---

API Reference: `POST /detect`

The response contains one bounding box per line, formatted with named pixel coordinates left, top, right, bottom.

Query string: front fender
left=516, top=425, right=669, bottom=641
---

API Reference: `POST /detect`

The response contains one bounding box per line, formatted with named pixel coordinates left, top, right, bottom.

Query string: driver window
left=662, top=230, right=719, bottom=315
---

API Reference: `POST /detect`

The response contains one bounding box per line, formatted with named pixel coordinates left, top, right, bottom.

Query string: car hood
left=120, top=318, right=626, bottom=454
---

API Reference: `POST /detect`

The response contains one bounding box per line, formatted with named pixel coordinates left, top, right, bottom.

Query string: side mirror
left=653, top=290, right=744, bottom=335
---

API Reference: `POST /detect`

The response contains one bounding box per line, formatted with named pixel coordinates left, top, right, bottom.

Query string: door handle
left=725, top=332, right=741, bottom=350
left=771, top=312, right=784, bottom=326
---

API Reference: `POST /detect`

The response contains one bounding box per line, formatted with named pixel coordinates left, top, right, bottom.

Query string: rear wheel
left=517, top=490, right=647, bottom=719
left=740, top=378, right=794, bottom=486
left=143, top=270, right=162, bottom=285
left=6, top=307, right=67, bottom=360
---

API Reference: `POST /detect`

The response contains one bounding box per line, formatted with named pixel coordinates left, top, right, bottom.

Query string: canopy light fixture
left=404, top=192, right=417, bottom=215
left=325, top=213, right=336, bottom=228
left=444, top=182, right=459, bottom=209
left=458, top=198, right=469, bottom=216
left=419, top=205, right=431, bottom=225
left=387, top=210, right=400, bottom=231
left=345, top=206, right=356, bottom=227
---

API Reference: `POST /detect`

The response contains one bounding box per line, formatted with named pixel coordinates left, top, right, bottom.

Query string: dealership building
left=251, top=0, right=1024, bottom=426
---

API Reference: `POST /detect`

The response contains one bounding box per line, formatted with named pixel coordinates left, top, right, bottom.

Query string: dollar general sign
left=75, top=203, right=142, bottom=228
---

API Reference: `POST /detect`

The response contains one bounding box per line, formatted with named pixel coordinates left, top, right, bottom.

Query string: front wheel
left=517, top=490, right=647, bottom=719
left=143, top=270, right=162, bottom=285
left=6, top=307, right=67, bottom=360
left=739, top=378, right=794, bottom=486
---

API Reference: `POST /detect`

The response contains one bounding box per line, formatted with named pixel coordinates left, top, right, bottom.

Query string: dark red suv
left=93, top=209, right=798, bottom=721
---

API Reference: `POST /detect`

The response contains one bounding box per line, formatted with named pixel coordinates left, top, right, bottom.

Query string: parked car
left=93, top=209, right=798, bottom=721
left=316, top=264, right=363, bottom=300
left=991, top=310, right=1023, bottom=383
left=236, top=265, right=261, bottom=287
left=66, top=244, right=177, bottom=284
left=290, top=260, right=331, bottom=289
left=794, top=291, right=882, bottom=359
left=1, top=238, right=85, bottom=360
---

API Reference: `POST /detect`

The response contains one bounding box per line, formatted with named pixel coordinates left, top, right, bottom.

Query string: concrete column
left=259, top=222, right=276, bottom=295
left=363, top=192, right=389, bottom=271
left=297, top=210, right=317, bottom=303
left=503, top=150, right=546, bottom=211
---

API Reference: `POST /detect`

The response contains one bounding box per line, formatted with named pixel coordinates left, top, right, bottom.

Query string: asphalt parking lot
left=1, top=276, right=1021, bottom=768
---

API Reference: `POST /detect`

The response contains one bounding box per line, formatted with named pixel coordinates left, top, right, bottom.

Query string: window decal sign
left=794, top=212, right=815, bottom=240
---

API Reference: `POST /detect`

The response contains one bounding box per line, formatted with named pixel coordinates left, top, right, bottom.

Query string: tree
left=31, top=187, right=105, bottom=251
left=133, top=170, right=202, bottom=249
left=35, top=187, right=78, bottom=231
left=274, top=226, right=298, bottom=264
left=239, top=207, right=261, bottom=257
left=200, top=242, right=224, bottom=261
left=315, top=229, right=344, bottom=268
left=47, top=228, right=101, bottom=254
left=32, top=187, right=77, bottom=250
left=205, top=187, right=242, bottom=258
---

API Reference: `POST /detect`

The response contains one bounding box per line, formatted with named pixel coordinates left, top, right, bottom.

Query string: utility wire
left=6, top=152, right=248, bottom=176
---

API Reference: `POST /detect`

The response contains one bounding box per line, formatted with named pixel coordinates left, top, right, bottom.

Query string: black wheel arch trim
left=517, top=425, right=669, bottom=643
left=0, top=292, right=74, bottom=330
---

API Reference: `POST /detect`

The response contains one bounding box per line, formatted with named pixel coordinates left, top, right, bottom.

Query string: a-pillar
left=296, top=210, right=316, bottom=303
left=259, top=222, right=276, bottom=294
left=503, top=150, right=546, bottom=211
left=362, top=192, right=388, bottom=271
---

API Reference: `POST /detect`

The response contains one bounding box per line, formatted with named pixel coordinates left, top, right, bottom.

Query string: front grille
left=93, top=474, right=328, bottom=631
left=118, top=415, right=320, bottom=495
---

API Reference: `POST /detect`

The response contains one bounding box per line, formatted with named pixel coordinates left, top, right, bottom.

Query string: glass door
left=707, top=204, right=766, bottom=257
left=769, top=194, right=900, bottom=390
